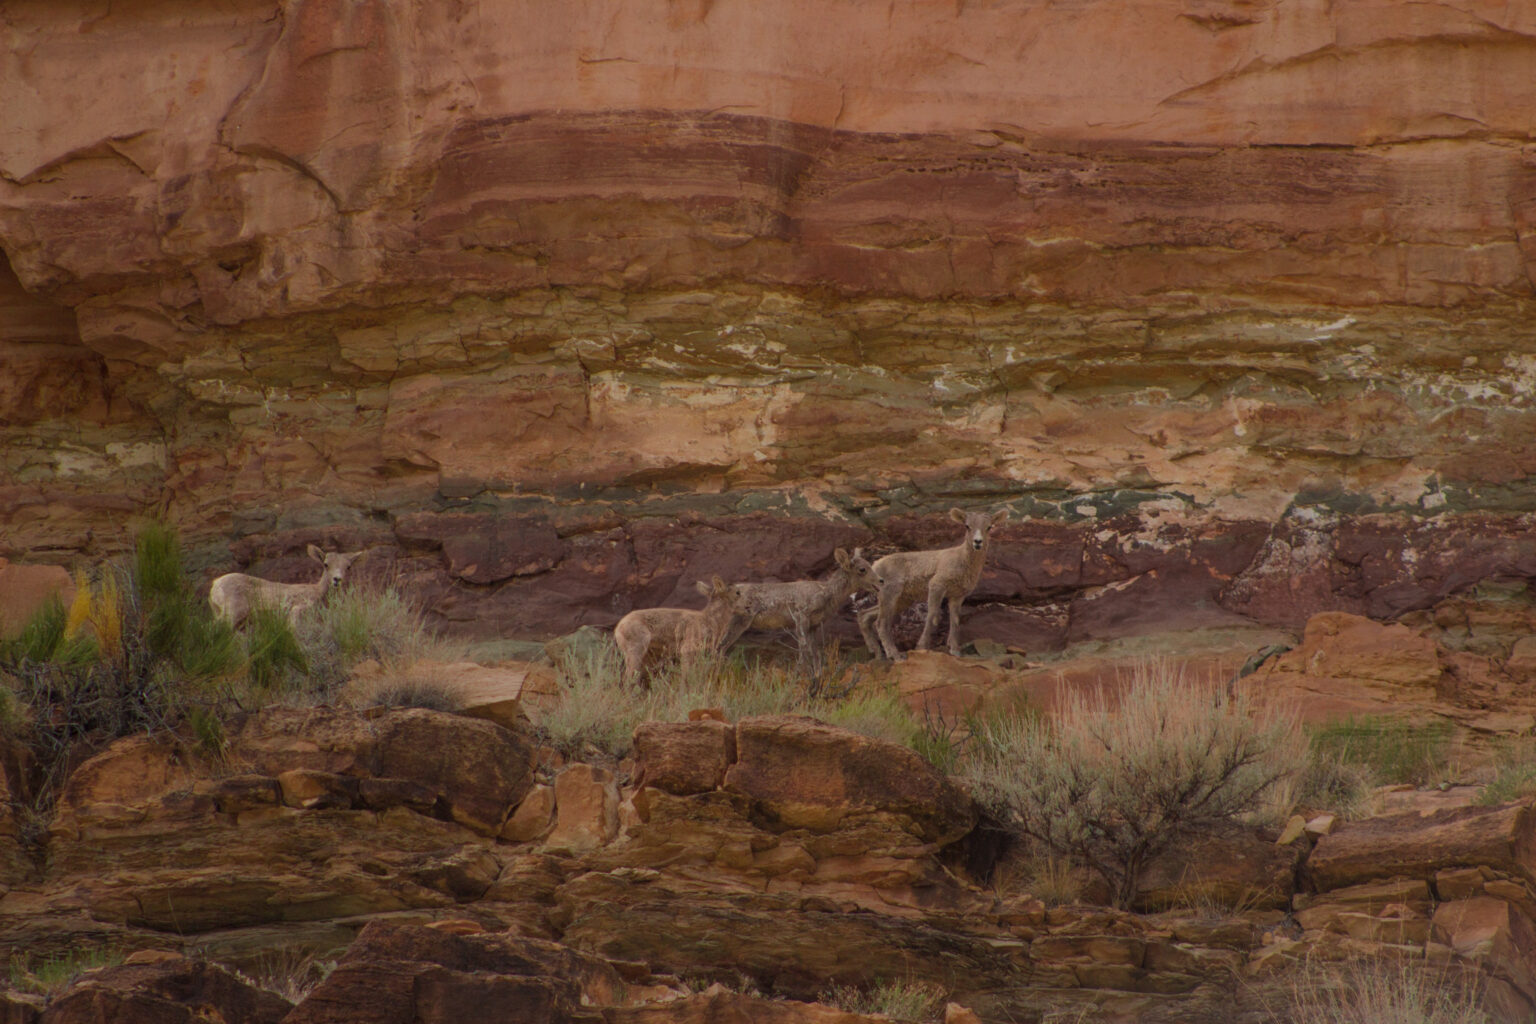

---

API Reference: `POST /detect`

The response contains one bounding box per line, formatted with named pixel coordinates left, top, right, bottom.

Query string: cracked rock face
left=3, top=0, right=1535, bottom=644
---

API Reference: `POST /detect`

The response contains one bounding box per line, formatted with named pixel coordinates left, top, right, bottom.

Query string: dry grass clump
left=229, top=949, right=337, bottom=1005
left=1474, top=736, right=1536, bottom=807
left=1287, top=956, right=1491, bottom=1024
left=539, top=632, right=934, bottom=762
left=824, top=978, right=947, bottom=1022
left=964, top=658, right=1304, bottom=909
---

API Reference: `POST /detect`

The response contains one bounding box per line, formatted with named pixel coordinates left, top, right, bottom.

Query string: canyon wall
left=3, top=0, right=1535, bottom=644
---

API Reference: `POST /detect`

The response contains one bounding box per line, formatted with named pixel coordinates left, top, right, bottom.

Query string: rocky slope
left=4, top=0, right=1536, bottom=648
left=1, top=658, right=1534, bottom=1023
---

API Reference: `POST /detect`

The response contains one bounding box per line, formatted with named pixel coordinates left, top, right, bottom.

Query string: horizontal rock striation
left=3, top=0, right=1536, bottom=642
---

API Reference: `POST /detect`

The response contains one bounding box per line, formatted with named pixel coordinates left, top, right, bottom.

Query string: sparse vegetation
left=539, top=631, right=954, bottom=764
left=0, top=525, right=245, bottom=813
left=1305, top=716, right=1455, bottom=788
left=1290, top=744, right=1379, bottom=819
left=295, top=581, right=463, bottom=705
left=1474, top=736, right=1536, bottom=807
left=1286, top=956, right=1491, bottom=1024
left=230, top=949, right=337, bottom=1005
left=963, top=659, right=1304, bottom=909
left=7, top=947, right=124, bottom=997
left=824, top=978, right=947, bottom=1022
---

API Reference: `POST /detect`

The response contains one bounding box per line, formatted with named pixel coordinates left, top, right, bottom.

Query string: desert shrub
left=824, top=979, right=946, bottom=1022
left=294, top=582, right=457, bottom=702
left=964, top=658, right=1303, bottom=909
left=540, top=629, right=644, bottom=758
left=1287, top=957, right=1490, bottom=1024
left=0, top=524, right=243, bottom=818
left=1306, top=716, right=1454, bottom=788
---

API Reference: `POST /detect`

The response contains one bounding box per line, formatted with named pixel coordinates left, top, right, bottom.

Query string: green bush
left=964, top=658, right=1303, bottom=909
left=244, top=604, right=310, bottom=693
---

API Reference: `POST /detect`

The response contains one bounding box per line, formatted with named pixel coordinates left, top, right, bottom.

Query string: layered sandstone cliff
left=3, top=0, right=1535, bottom=644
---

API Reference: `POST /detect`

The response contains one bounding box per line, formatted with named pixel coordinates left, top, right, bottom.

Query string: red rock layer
left=2, top=0, right=1535, bottom=641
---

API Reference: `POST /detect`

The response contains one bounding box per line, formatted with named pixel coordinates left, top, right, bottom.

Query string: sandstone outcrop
left=1, top=696, right=1533, bottom=1021
left=1, top=2, right=1534, bottom=654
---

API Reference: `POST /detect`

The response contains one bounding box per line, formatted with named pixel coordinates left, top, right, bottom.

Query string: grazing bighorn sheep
left=209, top=544, right=367, bottom=628
left=724, top=548, right=878, bottom=671
left=613, top=575, right=748, bottom=688
left=858, top=508, right=1009, bottom=660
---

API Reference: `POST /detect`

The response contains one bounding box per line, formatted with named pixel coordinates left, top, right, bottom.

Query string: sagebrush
left=964, top=658, right=1303, bottom=909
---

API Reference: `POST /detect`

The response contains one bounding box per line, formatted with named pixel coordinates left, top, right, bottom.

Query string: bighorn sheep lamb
left=725, top=548, right=877, bottom=670
left=614, top=575, right=748, bottom=688
left=209, top=545, right=367, bottom=628
left=858, top=508, right=1009, bottom=660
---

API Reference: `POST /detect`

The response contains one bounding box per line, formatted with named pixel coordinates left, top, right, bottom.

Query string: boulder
left=282, top=920, right=622, bottom=1024
left=1307, top=801, right=1536, bottom=892
left=633, top=720, right=736, bottom=796
left=38, top=956, right=291, bottom=1024
left=1431, top=897, right=1536, bottom=1006
left=723, top=716, right=976, bottom=843
left=1135, top=830, right=1301, bottom=912
left=545, top=764, right=620, bottom=853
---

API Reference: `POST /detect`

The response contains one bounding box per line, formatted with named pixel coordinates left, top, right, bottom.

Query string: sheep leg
left=946, top=591, right=965, bottom=657
left=875, top=587, right=907, bottom=662
left=857, top=607, right=882, bottom=658
left=616, top=624, right=649, bottom=689
left=917, top=583, right=945, bottom=652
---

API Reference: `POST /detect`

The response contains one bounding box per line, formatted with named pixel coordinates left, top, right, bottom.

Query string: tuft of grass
left=8, top=947, right=124, bottom=997
left=822, top=691, right=919, bottom=749
left=1025, top=854, right=1086, bottom=908
left=349, top=668, right=467, bottom=712
left=1306, top=716, right=1454, bottom=788
left=824, top=979, right=947, bottom=1022
left=1289, top=744, right=1379, bottom=819
left=231, top=950, right=337, bottom=1005
left=1474, top=737, right=1536, bottom=807
left=1287, top=956, right=1491, bottom=1024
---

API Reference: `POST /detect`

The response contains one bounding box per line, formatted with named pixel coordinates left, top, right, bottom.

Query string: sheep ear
left=694, top=580, right=712, bottom=597
left=711, top=575, right=727, bottom=595
left=990, top=509, right=1011, bottom=528
left=834, top=548, right=850, bottom=568
left=351, top=548, right=369, bottom=563
left=852, top=547, right=863, bottom=559
left=307, top=544, right=325, bottom=563
left=949, top=508, right=967, bottom=523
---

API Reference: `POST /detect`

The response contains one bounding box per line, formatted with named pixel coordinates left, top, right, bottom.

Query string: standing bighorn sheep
left=858, top=508, right=1009, bottom=660
left=725, top=548, right=878, bottom=671
left=209, top=544, right=367, bottom=628
left=613, top=576, right=748, bottom=688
